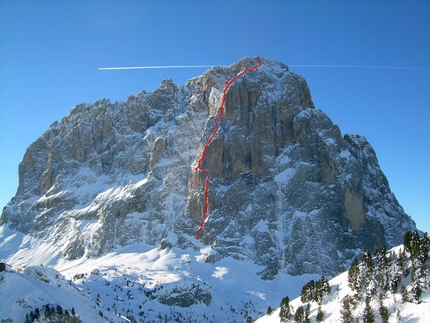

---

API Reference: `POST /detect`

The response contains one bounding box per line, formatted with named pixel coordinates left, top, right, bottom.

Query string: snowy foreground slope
left=256, top=274, right=429, bottom=323
left=1, top=225, right=318, bottom=323
left=256, top=243, right=430, bottom=323
left=2, top=226, right=428, bottom=323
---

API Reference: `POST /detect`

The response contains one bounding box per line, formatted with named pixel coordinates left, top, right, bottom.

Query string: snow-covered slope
left=256, top=242, right=430, bottom=323
left=0, top=264, right=124, bottom=323
left=1, top=225, right=318, bottom=323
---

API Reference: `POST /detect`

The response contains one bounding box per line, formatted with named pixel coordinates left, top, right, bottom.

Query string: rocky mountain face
left=1, top=57, right=416, bottom=279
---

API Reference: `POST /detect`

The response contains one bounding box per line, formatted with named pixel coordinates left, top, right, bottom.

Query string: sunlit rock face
left=1, top=57, right=416, bottom=279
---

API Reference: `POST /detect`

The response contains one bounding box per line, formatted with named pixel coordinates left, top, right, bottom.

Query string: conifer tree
left=363, top=297, right=375, bottom=323
left=348, top=259, right=360, bottom=294
left=315, top=276, right=331, bottom=304
left=411, top=264, right=424, bottom=303
left=404, top=231, right=421, bottom=259
left=304, top=304, right=311, bottom=323
left=375, top=247, right=389, bottom=291
left=294, top=305, right=305, bottom=323
left=301, top=280, right=315, bottom=303
left=388, top=252, right=402, bottom=293
left=401, top=285, right=409, bottom=303
left=378, top=300, right=389, bottom=323
left=316, top=305, right=324, bottom=322
left=340, top=295, right=355, bottom=323
left=362, top=251, right=374, bottom=287
left=279, top=296, right=291, bottom=322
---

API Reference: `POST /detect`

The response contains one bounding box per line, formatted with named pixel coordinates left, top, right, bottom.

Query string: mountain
left=0, top=56, right=417, bottom=281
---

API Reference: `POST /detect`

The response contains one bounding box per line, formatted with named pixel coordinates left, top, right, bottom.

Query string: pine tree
left=43, top=304, right=51, bottom=317
left=294, top=305, right=305, bottom=323
left=388, top=252, right=402, bottom=293
left=340, top=295, right=355, bottom=323
left=401, top=285, right=409, bottom=303
left=348, top=258, right=361, bottom=294
left=279, top=296, right=291, bottom=322
left=362, top=251, right=374, bottom=288
left=379, top=300, right=389, bottom=323
left=375, top=247, right=389, bottom=291
left=304, top=304, right=311, bottom=323
left=363, top=297, right=375, bottom=323
left=404, top=231, right=420, bottom=259
left=411, top=263, right=424, bottom=303
left=316, top=305, right=324, bottom=322
left=301, top=280, right=315, bottom=303
left=267, top=306, right=273, bottom=315
left=315, top=276, right=331, bottom=304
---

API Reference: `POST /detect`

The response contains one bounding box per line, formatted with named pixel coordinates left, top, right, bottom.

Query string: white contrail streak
left=98, top=64, right=430, bottom=71
left=98, top=65, right=218, bottom=70
left=289, top=64, right=430, bottom=70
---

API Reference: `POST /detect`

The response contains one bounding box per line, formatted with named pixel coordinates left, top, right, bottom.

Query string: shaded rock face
left=1, top=57, right=416, bottom=278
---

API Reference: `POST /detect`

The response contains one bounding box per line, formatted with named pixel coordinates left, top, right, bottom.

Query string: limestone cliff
left=1, top=57, right=416, bottom=278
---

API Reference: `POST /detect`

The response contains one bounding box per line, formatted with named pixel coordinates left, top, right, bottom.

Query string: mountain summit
left=1, top=57, right=416, bottom=279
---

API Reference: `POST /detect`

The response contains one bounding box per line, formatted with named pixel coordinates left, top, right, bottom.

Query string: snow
left=1, top=224, right=322, bottom=322
left=255, top=249, right=430, bottom=323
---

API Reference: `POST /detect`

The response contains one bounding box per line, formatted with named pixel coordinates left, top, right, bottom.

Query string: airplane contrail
left=289, top=64, right=430, bottom=70
left=98, top=65, right=219, bottom=70
left=98, top=64, right=430, bottom=71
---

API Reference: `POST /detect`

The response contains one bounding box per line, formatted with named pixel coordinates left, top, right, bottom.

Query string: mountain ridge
left=0, top=57, right=417, bottom=280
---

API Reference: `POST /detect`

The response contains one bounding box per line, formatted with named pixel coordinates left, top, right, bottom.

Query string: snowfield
left=1, top=224, right=319, bottom=322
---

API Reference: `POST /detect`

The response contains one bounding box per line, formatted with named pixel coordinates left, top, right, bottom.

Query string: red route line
left=194, top=56, right=262, bottom=239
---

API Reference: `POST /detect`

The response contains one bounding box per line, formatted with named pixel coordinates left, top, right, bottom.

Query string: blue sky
left=1, top=1, right=429, bottom=234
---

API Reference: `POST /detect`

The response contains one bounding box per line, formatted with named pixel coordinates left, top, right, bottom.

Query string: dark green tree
left=304, top=304, right=311, bottom=323
left=301, top=280, right=315, bottom=303
left=411, top=264, right=424, bottom=303
left=316, top=305, right=324, bottom=322
left=363, top=297, right=375, bottom=323
left=279, top=296, right=291, bottom=322
left=362, top=251, right=374, bottom=277
left=404, top=231, right=420, bottom=259
left=315, top=276, right=331, bottom=304
left=340, top=295, right=355, bottom=323
left=379, top=300, right=389, bottom=323
left=375, top=247, right=389, bottom=291
left=401, top=285, right=409, bottom=303
left=246, top=316, right=253, bottom=323
left=348, top=258, right=361, bottom=294
left=267, top=306, right=273, bottom=315
left=56, top=304, right=63, bottom=315
left=294, top=305, right=305, bottom=323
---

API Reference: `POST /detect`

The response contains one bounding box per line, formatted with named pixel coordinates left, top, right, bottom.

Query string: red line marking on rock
left=194, top=56, right=262, bottom=239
